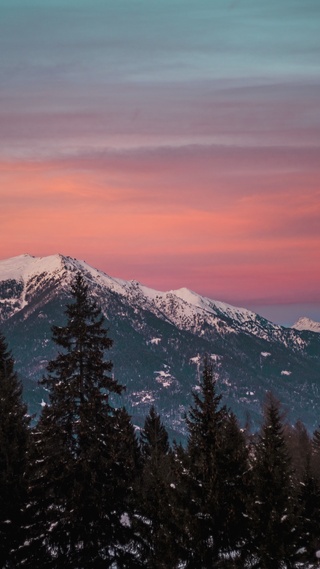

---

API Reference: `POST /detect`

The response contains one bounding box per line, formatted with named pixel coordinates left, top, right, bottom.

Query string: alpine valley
left=0, top=254, right=320, bottom=439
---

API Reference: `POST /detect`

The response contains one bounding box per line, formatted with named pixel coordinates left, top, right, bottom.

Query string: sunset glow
left=1, top=0, right=319, bottom=324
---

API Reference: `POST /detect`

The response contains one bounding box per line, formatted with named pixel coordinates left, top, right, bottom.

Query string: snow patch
left=292, top=316, right=320, bottom=334
left=154, top=370, right=174, bottom=388
left=131, top=391, right=155, bottom=406
left=120, top=513, right=131, bottom=528
left=141, top=393, right=155, bottom=403
left=210, top=354, right=220, bottom=362
left=149, top=337, right=161, bottom=345
left=171, top=286, right=257, bottom=325
left=0, top=254, right=64, bottom=283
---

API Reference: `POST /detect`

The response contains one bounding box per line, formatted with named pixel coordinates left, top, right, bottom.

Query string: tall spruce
left=311, top=426, right=320, bottom=481
left=293, top=425, right=320, bottom=564
left=217, top=411, right=251, bottom=563
left=296, top=463, right=320, bottom=565
left=250, top=393, right=297, bottom=569
left=23, top=273, right=140, bottom=568
left=137, top=406, right=180, bottom=568
left=140, top=405, right=169, bottom=458
left=0, top=332, right=29, bottom=567
left=285, top=420, right=312, bottom=484
left=182, top=358, right=246, bottom=569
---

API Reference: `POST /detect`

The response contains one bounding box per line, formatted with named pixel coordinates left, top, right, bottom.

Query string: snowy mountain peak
left=171, top=287, right=203, bottom=305
left=0, top=254, right=307, bottom=349
left=292, top=317, right=320, bottom=334
left=0, top=254, right=116, bottom=288
left=170, top=286, right=257, bottom=325
left=0, top=253, right=66, bottom=283
left=1, top=254, right=320, bottom=434
left=0, top=254, right=86, bottom=319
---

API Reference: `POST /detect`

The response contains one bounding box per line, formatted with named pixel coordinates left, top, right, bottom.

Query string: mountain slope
left=1, top=254, right=320, bottom=437
left=292, top=317, right=320, bottom=334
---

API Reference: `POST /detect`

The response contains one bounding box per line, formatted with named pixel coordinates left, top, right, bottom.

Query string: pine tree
left=140, top=405, right=169, bottom=458
left=109, top=406, right=143, bottom=568
left=182, top=356, right=231, bottom=567
left=217, top=411, right=251, bottom=563
left=293, top=425, right=320, bottom=565
left=249, top=393, right=297, bottom=569
left=296, top=463, right=320, bottom=565
left=136, top=406, right=180, bottom=568
left=0, top=332, right=29, bottom=567
left=23, top=273, right=140, bottom=568
left=285, top=420, right=312, bottom=484
left=311, top=426, right=320, bottom=481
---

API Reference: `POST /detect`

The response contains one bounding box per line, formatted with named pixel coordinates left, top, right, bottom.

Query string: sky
left=1, top=0, right=319, bottom=326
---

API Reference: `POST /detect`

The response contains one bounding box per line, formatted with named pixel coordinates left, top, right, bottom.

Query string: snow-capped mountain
left=1, top=254, right=320, bottom=437
left=292, top=317, right=320, bottom=334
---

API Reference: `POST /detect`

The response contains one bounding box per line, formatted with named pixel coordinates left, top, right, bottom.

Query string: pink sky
left=1, top=1, right=320, bottom=324
left=1, top=149, right=319, bottom=318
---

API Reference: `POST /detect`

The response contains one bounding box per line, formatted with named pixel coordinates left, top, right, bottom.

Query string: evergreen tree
left=109, top=406, right=143, bottom=568
left=136, top=406, right=180, bottom=568
left=217, top=411, right=251, bottom=563
left=0, top=332, right=29, bottom=567
left=184, top=359, right=247, bottom=569
left=249, top=393, right=297, bottom=569
left=296, top=463, right=320, bottom=565
left=293, top=425, right=320, bottom=564
left=23, top=273, right=140, bottom=568
left=140, top=405, right=169, bottom=458
left=285, top=420, right=312, bottom=484
left=311, top=426, right=320, bottom=481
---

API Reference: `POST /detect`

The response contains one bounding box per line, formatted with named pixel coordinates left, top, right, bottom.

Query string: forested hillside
left=1, top=273, right=320, bottom=568
left=1, top=254, right=320, bottom=439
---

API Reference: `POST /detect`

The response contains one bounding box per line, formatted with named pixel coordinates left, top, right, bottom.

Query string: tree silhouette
left=0, top=332, right=29, bottom=567
left=24, top=273, right=140, bottom=568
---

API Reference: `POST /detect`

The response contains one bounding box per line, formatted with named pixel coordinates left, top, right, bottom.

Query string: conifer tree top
left=186, top=356, right=226, bottom=454
left=41, top=272, right=123, bottom=429
left=140, top=405, right=170, bottom=457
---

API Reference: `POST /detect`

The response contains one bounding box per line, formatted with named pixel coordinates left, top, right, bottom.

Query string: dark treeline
left=1, top=273, right=320, bottom=568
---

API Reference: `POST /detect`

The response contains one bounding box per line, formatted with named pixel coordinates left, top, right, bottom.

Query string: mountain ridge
left=1, top=254, right=320, bottom=437
left=292, top=316, right=320, bottom=334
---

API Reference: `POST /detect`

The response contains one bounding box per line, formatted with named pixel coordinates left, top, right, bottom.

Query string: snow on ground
left=171, top=286, right=257, bottom=324
left=293, top=317, right=320, bottom=334
left=148, top=338, right=161, bottom=345
left=0, top=254, right=280, bottom=333
left=0, top=255, right=313, bottom=360
left=154, top=369, right=174, bottom=388
left=0, top=254, right=64, bottom=283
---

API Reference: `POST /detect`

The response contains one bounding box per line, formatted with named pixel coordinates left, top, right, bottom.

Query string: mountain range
left=0, top=254, right=320, bottom=439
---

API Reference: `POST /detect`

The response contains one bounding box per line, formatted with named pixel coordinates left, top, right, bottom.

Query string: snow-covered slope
left=0, top=254, right=124, bottom=321
left=292, top=317, right=320, bottom=334
left=0, top=253, right=260, bottom=328
left=0, top=254, right=305, bottom=350
left=1, top=254, right=320, bottom=435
